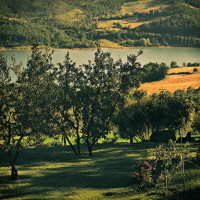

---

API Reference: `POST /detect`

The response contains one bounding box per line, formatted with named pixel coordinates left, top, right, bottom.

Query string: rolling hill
left=0, top=0, right=200, bottom=48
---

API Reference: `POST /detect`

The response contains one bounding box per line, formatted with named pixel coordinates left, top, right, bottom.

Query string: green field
left=1, top=143, right=200, bottom=200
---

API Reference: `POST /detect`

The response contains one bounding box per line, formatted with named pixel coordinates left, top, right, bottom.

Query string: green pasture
left=0, top=142, right=200, bottom=200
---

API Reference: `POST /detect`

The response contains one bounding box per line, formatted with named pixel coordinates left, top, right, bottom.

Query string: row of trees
left=1, top=45, right=200, bottom=180
left=115, top=88, right=200, bottom=143
left=0, top=45, right=142, bottom=179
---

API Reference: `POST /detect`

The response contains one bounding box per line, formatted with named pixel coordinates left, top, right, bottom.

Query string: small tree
left=18, top=43, right=55, bottom=144
left=170, top=61, right=178, bottom=68
left=115, top=90, right=151, bottom=143
left=154, top=140, right=191, bottom=194
left=167, top=90, right=195, bottom=141
left=193, top=68, right=198, bottom=73
left=0, top=52, right=23, bottom=180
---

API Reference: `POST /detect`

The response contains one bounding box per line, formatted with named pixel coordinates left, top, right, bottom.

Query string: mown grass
left=0, top=143, right=199, bottom=200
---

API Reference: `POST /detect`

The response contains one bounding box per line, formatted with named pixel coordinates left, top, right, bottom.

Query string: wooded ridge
left=0, top=0, right=200, bottom=48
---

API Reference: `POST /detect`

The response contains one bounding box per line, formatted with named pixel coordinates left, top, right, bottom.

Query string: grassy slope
left=98, top=0, right=170, bottom=47
left=140, top=66, right=200, bottom=94
left=121, top=0, right=169, bottom=14
left=0, top=143, right=199, bottom=200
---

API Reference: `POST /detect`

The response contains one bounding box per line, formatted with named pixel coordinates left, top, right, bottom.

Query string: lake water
left=3, top=47, right=200, bottom=81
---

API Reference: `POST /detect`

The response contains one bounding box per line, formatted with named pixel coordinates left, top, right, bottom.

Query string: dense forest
left=0, top=0, right=200, bottom=48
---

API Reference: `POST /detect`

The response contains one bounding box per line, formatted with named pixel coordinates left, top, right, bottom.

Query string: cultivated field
left=98, top=39, right=124, bottom=48
left=97, top=0, right=169, bottom=47
left=140, top=66, right=200, bottom=94
left=98, top=16, right=164, bottom=30
left=120, top=0, right=169, bottom=15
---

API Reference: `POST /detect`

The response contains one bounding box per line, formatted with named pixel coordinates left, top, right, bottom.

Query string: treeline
left=0, top=17, right=98, bottom=48
left=138, top=62, right=169, bottom=83
left=116, top=88, right=200, bottom=143
left=0, top=46, right=142, bottom=179
left=1, top=47, right=199, bottom=180
left=110, top=2, right=200, bottom=47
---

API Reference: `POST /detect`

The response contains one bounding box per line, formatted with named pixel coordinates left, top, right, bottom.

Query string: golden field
left=98, top=17, right=164, bottom=30
left=140, top=66, right=200, bottom=94
left=120, top=0, right=168, bottom=15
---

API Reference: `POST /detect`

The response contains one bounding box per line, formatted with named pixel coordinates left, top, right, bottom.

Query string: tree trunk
left=76, top=129, right=81, bottom=155
left=88, top=146, right=93, bottom=157
left=86, top=139, right=93, bottom=156
left=62, top=135, right=66, bottom=146
left=65, top=134, right=78, bottom=156
left=129, top=134, right=133, bottom=145
left=11, top=163, right=18, bottom=180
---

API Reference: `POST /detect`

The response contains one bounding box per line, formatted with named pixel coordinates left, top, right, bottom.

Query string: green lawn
left=0, top=143, right=200, bottom=200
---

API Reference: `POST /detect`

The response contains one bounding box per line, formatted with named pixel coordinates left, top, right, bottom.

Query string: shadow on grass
left=167, top=187, right=200, bottom=200
left=1, top=142, right=198, bottom=199
left=0, top=188, right=49, bottom=200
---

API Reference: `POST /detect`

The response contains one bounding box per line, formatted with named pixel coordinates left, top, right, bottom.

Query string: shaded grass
left=0, top=143, right=199, bottom=199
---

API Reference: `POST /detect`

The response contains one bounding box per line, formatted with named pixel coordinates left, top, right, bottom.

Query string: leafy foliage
left=154, top=140, right=192, bottom=193
left=52, top=48, right=142, bottom=156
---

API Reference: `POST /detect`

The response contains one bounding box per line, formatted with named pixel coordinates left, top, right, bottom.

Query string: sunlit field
left=98, top=39, right=125, bottom=48
left=140, top=66, right=200, bottom=94
left=120, top=0, right=169, bottom=15
left=98, top=17, right=165, bottom=30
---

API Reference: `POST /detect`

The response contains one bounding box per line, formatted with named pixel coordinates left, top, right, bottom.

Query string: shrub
left=170, top=61, right=178, bottom=68
left=193, top=68, right=198, bottom=73
left=131, top=159, right=153, bottom=187
left=154, top=140, right=192, bottom=194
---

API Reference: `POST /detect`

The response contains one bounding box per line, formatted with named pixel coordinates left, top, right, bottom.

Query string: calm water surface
left=3, top=47, right=200, bottom=81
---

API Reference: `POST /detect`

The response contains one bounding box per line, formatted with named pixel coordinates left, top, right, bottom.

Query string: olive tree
left=0, top=52, right=23, bottom=180
left=53, top=48, right=142, bottom=156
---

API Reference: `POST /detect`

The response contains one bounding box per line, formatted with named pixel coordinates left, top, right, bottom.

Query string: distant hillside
left=0, top=0, right=200, bottom=48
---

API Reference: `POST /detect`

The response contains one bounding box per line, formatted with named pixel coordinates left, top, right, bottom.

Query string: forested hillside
left=0, top=0, right=200, bottom=48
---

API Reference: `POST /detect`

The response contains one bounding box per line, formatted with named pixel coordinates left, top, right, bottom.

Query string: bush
left=193, top=68, right=198, bottom=73
left=131, top=159, right=153, bottom=187
left=170, top=61, right=178, bottom=68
